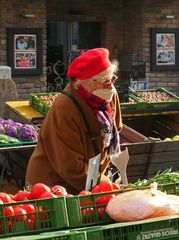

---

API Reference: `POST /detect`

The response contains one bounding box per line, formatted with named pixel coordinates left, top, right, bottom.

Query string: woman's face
left=78, top=73, right=117, bottom=101
left=79, top=73, right=117, bottom=93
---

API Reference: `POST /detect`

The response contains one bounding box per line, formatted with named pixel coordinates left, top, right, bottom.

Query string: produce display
left=0, top=173, right=179, bottom=238
left=0, top=183, right=68, bottom=237
left=121, top=96, right=136, bottom=104
left=128, top=168, right=179, bottom=188
left=136, top=91, right=177, bottom=102
left=164, top=135, right=179, bottom=141
left=29, top=92, right=60, bottom=115
left=121, top=87, right=179, bottom=113
left=38, top=93, right=60, bottom=107
left=0, top=117, right=38, bottom=145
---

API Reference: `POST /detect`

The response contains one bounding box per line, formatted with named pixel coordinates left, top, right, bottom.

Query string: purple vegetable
left=22, top=124, right=36, bottom=131
left=5, top=124, right=18, bottom=138
left=0, top=118, right=4, bottom=123
left=5, top=119, right=15, bottom=125
left=14, top=122, right=23, bottom=129
left=18, top=126, right=37, bottom=141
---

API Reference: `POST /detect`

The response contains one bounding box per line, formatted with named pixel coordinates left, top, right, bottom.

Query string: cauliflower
left=5, top=124, right=18, bottom=138
left=18, top=125, right=37, bottom=141
left=14, top=122, right=23, bottom=129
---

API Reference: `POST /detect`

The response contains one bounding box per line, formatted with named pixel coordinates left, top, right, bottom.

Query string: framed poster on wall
left=151, top=28, right=179, bottom=71
left=7, top=28, right=42, bottom=75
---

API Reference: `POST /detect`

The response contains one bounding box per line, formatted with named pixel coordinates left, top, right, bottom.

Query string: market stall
left=0, top=144, right=35, bottom=190
left=121, top=88, right=179, bottom=182
left=4, top=100, right=45, bottom=125
left=3, top=88, right=179, bottom=184
left=0, top=88, right=179, bottom=239
left=0, top=117, right=38, bottom=190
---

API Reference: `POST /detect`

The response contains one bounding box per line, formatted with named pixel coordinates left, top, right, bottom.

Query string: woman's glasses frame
left=97, top=74, right=118, bottom=85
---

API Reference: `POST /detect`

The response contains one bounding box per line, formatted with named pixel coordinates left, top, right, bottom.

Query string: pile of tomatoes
left=0, top=181, right=121, bottom=232
left=78, top=181, right=121, bottom=223
left=0, top=183, right=69, bottom=233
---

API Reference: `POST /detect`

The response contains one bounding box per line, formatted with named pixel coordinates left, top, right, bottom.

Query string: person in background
left=25, top=48, right=123, bottom=194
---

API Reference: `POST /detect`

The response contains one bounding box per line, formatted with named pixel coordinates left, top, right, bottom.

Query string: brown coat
left=25, top=83, right=122, bottom=194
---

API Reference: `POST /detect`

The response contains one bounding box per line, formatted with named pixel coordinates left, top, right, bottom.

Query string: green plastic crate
left=4, top=230, right=87, bottom=240
left=135, top=87, right=179, bottom=111
left=38, top=230, right=87, bottom=240
left=158, top=182, right=179, bottom=195
left=121, top=94, right=148, bottom=115
left=0, top=197, right=68, bottom=238
left=66, top=191, right=125, bottom=228
left=132, top=182, right=179, bottom=196
left=29, top=92, right=60, bottom=115
left=0, top=139, right=37, bottom=148
left=85, top=216, right=179, bottom=240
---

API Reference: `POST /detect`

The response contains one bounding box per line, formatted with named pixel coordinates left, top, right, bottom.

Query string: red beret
left=67, top=48, right=112, bottom=80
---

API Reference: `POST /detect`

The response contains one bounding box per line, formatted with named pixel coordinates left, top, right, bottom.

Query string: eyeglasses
left=94, top=74, right=118, bottom=85
left=100, top=74, right=118, bottom=85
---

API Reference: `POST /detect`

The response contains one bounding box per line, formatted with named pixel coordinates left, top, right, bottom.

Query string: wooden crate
left=120, top=124, right=152, bottom=183
left=123, top=113, right=179, bottom=183
left=120, top=124, right=149, bottom=144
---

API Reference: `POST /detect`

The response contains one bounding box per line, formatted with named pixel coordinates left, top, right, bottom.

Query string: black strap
left=62, top=91, right=100, bottom=155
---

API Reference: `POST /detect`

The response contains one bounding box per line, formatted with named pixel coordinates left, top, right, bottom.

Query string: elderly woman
left=25, top=48, right=123, bottom=194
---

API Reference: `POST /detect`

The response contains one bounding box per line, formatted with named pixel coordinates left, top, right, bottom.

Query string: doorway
left=46, top=21, right=101, bottom=92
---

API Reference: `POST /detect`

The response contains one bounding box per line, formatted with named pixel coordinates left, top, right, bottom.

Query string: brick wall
left=1, top=0, right=179, bottom=99
left=122, top=0, right=179, bottom=95
left=47, top=0, right=124, bottom=58
left=0, top=0, right=47, bottom=100
left=144, top=0, right=179, bottom=95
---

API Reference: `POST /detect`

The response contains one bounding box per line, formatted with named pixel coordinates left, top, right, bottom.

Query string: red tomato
left=81, top=207, right=94, bottom=223
left=112, top=182, right=121, bottom=191
left=27, top=219, right=36, bottom=230
left=91, top=185, right=101, bottom=194
left=31, top=183, right=51, bottom=199
left=9, top=194, right=16, bottom=202
left=0, top=192, right=12, bottom=203
left=91, top=181, right=113, bottom=193
left=98, top=181, right=113, bottom=192
left=78, top=190, right=91, bottom=196
left=96, top=194, right=114, bottom=205
left=97, top=206, right=106, bottom=220
left=39, top=192, right=57, bottom=199
left=51, top=185, right=67, bottom=196
left=14, top=191, right=31, bottom=202
left=4, top=206, right=14, bottom=216
left=38, top=206, right=50, bottom=221
left=21, top=204, right=36, bottom=222
left=13, top=206, right=27, bottom=222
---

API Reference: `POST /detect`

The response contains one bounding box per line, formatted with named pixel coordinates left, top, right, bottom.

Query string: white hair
left=73, top=60, right=119, bottom=88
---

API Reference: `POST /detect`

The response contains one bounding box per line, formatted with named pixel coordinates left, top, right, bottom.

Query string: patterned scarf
left=78, top=86, right=120, bottom=155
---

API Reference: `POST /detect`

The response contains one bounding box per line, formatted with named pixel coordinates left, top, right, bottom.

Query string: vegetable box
left=85, top=215, right=179, bottom=240
left=134, top=87, right=179, bottom=112
left=0, top=197, right=68, bottom=238
left=66, top=181, right=179, bottom=229
left=66, top=191, right=119, bottom=228
left=4, top=230, right=87, bottom=240
left=29, top=92, right=60, bottom=115
left=120, top=93, right=147, bottom=113
left=123, top=112, right=179, bottom=182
